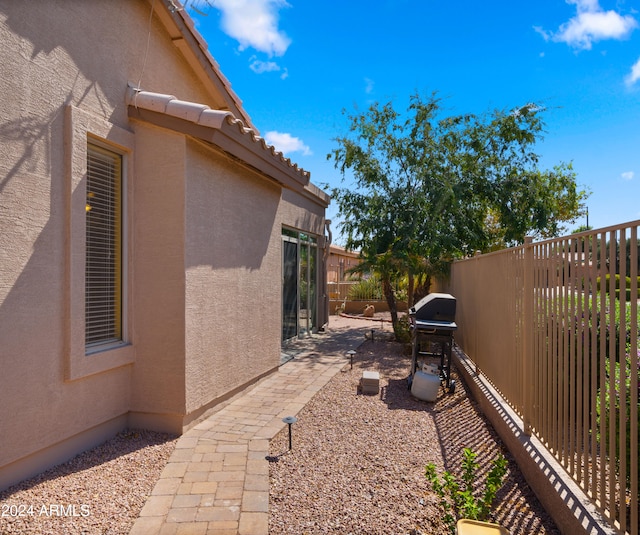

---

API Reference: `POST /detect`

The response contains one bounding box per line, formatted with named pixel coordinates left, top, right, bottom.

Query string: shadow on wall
left=0, top=1, right=148, bottom=114
left=0, top=1, right=142, bottom=201
left=0, top=114, right=56, bottom=196
left=184, top=141, right=281, bottom=271
left=0, top=102, right=84, bottom=467
left=0, top=84, right=160, bottom=471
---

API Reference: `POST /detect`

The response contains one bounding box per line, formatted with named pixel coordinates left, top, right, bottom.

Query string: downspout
left=321, top=220, right=332, bottom=330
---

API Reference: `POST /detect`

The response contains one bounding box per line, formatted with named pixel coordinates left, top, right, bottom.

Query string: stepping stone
left=361, top=370, right=380, bottom=395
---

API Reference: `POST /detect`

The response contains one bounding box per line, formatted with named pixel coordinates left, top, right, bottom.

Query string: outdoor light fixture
left=282, top=416, right=298, bottom=450
left=347, top=349, right=356, bottom=369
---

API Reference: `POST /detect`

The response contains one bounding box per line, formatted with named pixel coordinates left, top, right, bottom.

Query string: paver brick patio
left=129, top=316, right=371, bottom=535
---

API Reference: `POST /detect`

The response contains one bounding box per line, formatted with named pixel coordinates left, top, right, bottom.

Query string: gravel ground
left=269, top=337, right=561, bottom=535
left=0, top=430, right=177, bottom=535
left=0, top=321, right=561, bottom=535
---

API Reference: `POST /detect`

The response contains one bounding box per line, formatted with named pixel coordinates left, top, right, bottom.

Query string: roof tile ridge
left=166, top=98, right=210, bottom=123
left=172, top=1, right=248, bottom=126
left=126, top=85, right=176, bottom=113
left=126, top=84, right=311, bottom=182
left=235, top=122, right=307, bottom=179
left=199, top=108, right=234, bottom=129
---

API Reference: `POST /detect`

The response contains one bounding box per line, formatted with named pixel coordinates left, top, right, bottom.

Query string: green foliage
left=347, top=277, right=384, bottom=301
left=596, top=353, right=640, bottom=487
left=425, top=448, right=508, bottom=533
left=577, top=293, right=640, bottom=357
left=553, top=291, right=639, bottom=489
left=346, top=276, right=407, bottom=302
left=393, top=315, right=412, bottom=344
left=328, top=92, right=587, bottom=336
left=329, top=93, right=586, bottom=257
left=595, top=274, right=640, bottom=300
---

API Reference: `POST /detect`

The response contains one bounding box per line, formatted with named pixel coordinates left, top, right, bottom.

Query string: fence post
left=523, top=237, right=534, bottom=436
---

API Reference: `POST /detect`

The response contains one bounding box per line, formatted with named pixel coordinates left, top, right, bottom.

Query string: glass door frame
left=282, top=228, right=318, bottom=343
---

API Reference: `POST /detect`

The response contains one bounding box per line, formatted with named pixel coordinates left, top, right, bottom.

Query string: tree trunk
left=408, top=272, right=415, bottom=308
left=382, top=276, right=399, bottom=338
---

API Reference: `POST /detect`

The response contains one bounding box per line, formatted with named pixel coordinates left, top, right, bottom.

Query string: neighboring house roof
left=329, top=244, right=360, bottom=259
left=126, top=86, right=329, bottom=208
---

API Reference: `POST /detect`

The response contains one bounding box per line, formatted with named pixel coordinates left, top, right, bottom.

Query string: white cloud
left=248, top=57, right=289, bottom=79
left=264, top=131, right=312, bottom=156
left=211, top=0, right=291, bottom=56
left=621, top=171, right=635, bottom=180
left=249, top=58, right=281, bottom=74
left=625, top=56, right=640, bottom=86
left=570, top=0, right=599, bottom=12
left=538, top=0, right=638, bottom=50
left=364, top=77, right=375, bottom=94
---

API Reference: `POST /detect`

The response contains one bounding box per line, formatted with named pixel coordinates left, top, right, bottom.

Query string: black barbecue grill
left=408, top=293, right=457, bottom=393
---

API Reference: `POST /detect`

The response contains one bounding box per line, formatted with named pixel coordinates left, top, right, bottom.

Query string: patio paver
left=129, top=316, right=374, bottom=535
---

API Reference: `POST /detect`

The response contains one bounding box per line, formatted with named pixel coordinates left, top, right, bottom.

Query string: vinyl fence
left=448, top=221, right=639, bottom=535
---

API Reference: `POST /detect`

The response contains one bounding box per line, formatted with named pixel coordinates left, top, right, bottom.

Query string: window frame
left=85, top=142, right=126, bottom=352
left=65, top=105, right=134, bottom=381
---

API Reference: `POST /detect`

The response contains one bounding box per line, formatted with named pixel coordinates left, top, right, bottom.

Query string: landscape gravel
left=0, top=430, right=177, bottom=535
left=269, top=335, right=561, bottom=535
left=0, top=317, right=562, bottom=535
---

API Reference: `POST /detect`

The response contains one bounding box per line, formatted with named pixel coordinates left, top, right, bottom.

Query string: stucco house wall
left=0, top=0, right=329, bottom=490
left=128, top=123, right=188, bottom=428
left=182, top=139, right=283, bottom=421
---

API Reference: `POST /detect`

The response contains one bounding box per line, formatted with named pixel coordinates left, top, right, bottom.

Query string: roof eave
left=150, top=0, right=256, bottom=130
left=127, top=104, right=328, bottom=208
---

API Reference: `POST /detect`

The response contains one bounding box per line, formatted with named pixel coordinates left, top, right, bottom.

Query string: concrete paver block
left=166, top=507, right=197, bottom=523
left=139, top=495, right=173, bottom=517
left=241, top=490, right=268, bottom=512
left=238, top=512, right=268, bottom=535
left=129, top=516, right=165, bottom=535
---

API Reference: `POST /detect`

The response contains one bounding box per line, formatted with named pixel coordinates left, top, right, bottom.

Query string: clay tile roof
left=126, top=86, right=314, bottom=188
left=162, top=0, right=252, bottom=128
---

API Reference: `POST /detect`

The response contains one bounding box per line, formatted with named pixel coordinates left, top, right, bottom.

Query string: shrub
left=347, top=277, right=383, bottom=301
left=595, top=274, right=640, bottom=300
left=393, top=315, right=412, bottom=344
left=596, top=352, right=640, bottom=488
left=347, top=277, right=408, bottom=302
left=425, top=448, right=508, bottom=534
left=566, top=294, right=639, bottom=490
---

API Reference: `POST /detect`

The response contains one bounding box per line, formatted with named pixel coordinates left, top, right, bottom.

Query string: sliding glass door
left=282, top=229, right=318, bottom=342
left=282, top=237, right=298, bottom=341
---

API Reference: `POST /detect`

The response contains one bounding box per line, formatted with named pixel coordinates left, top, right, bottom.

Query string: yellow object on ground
left=456, top=519, right=510, bottom=534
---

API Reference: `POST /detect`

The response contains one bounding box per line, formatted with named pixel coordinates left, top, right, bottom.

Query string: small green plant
left=347, top=277, right=383, bottom=300
left=394, top=314, right=412, bottom=344
left=425, top=448, right=508, bottom=533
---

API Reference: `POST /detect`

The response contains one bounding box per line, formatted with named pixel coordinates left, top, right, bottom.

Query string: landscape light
left=282, top=416, right=298, bottom=450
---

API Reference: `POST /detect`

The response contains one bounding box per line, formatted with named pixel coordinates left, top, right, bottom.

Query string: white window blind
left=85, top=144, right=123, bottom=348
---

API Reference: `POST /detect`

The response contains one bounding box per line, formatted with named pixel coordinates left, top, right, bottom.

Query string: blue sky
left=186, top=0, right=640, bottom=242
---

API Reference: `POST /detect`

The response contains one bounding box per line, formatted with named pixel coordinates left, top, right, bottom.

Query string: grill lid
left=410, top=293, right=456, bottom=322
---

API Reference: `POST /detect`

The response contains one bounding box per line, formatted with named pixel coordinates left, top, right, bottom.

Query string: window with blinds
left=85, top=144, right=123, bottom=349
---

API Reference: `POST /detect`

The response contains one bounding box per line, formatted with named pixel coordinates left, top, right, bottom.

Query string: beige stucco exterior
left=0, top=0, right=329, bottom=490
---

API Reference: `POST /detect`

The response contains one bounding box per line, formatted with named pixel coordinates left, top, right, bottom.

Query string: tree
left=328, top=92, right=587, bottom=337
